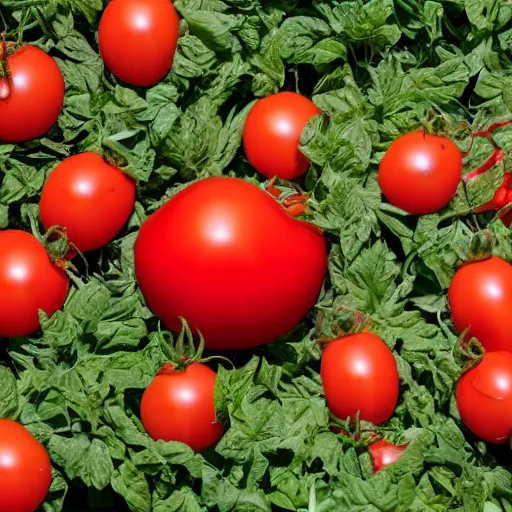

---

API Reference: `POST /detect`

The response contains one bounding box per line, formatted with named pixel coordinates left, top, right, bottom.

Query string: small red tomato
left=378, top=131, right=462, bottom=215
left=473, top=172, right=512, bottom=227
left=320, top=332, right=399, bottom=424
left=39, top=152, right=136, bottom=253
left=0, top=230, right=69, bottom=338
left=98, top=0, right=180, bottom=87
left=0, top=419, right=52, bottom=512
left=243, top=92, right=321, bottom=180
left=134, top=177, right=327, bottom=350
left=0, top=45, right=64, bottom=143
left=140, top=363, right=223, bottom=452
left=456, top=351, right=512, bottom=443
left=368, top=440, right=407, bottom=473
left=449, top=256, right=512, bottom=352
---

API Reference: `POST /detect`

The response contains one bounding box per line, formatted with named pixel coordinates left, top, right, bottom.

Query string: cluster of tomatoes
left=379, top=123, right=512, bottom=446
left=0, top=0, right=330, bottom=509
left=1, top=0, right=512, bottom=509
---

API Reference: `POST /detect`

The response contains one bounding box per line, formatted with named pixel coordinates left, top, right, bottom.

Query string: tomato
left=0, top=419, right=52, bottom=512
left=368, top=440, right=407, bottom=473
left=456, top=351, right=512, bottom=443
left=98, top=0, right=179, bottom=87
left=134, top=177, right=327, bottom=350
left=320, top=332, right=399, bottom=424
left=243, top=92, right=321, bottom=180
left=0, top=45, right=64, bottom=143
left=0, top=230, right=69, bottom=338
left=473, top=172, right=512, bottom=227
left=378, top=131, right=462, bottom=215
left=39, top=152, right=136, bottom=253
left=449, top=256, right=512, bottom=352
left=140, top=363, right=223, bottom=452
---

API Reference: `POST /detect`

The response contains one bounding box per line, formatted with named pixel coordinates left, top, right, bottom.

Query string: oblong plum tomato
left=0, top=230, right=69, bottom=338
left=368, top=440, right=407, bottom=473
left=320, top=332, right=399, bottom=424
left=98, top=0, right=179, bottom=86
left=140, top=363, right=223, bottom=452
left=0, top=45, right=64, bottom=143
left=243, top=92, right=321, bottom=180
left=378, top=131, right=462, bottom=215
left=134, top=177, right=327, bottom=350
left=456, top=351, right=512, bottom=443
left=39, top=152, right=136, bottom=253
left=449, top=256, right=512, bottom=352
left=0, top=419, right=52, bottom=512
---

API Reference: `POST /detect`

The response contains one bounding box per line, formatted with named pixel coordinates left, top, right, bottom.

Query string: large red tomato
left=98, top=0, right=180, bottom=87
left=0, top=419, right=52, bottom=512
left=0, top=45, right=64, bottom=143
left=320, top=332, right=399, bottom=424
left=0, top=230, right=69, bottom=338
left=378, top=131, right=462, bottom=215
left=456, top=351, right=512, bottom=443
left=39, top=152, right=136, bottom=253
left=449, top=256, right=512, bottom=352
left=134, top=177, right=327, bottom=350
left=243, top=92, right=321, bottom=180
left=140, top=363, right=223, bottom=452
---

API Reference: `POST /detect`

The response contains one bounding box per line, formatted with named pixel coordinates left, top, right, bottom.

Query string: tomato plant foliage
left=3, top=0, right=512, bottom=511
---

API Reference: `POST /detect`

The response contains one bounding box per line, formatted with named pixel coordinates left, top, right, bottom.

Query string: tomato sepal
left=454, top=327, right=486, bottom=374
left=464, top=230, right=495, bottom=263
left=317, top=305, right=370, bottom=348
left=330, top=420, right=379, bottom=447
left=159, top=317, right=233, bottom=373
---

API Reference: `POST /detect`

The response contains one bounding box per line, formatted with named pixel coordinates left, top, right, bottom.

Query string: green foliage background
left=2, top=0, right=512, bottom=510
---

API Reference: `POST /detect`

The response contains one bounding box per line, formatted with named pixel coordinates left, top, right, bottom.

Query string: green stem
left=31, top=7, right=49, bottom=39
left=308, top=481, right=316, bottom=512
left=16, top=8, right=31, bottom=48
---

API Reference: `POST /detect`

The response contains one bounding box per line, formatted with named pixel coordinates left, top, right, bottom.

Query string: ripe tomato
left=98, top=0, right=179, bottom=87
left=449, top=256, right=512, bottom=352
left=0, top=45, right=64, bottom=143
left=243, top=92, right=321, bottom=180
left=473, top=172, right=512, bottom=228
left=456, top=351, right=512, bottom=443
left=0, top=419, right=52, bottom=512
left=134, top=177, right=327, bottom=350
left=368, top=440, right=407, bottom=473
left=140, top=363, right=223, bottom=452
left=378, top=131, right=462, bottom=215
left=320, top=332, right=399, bottom=424
left=39, top=152, right=136, bottom=253
left=0, top=230, right=69, bottom=338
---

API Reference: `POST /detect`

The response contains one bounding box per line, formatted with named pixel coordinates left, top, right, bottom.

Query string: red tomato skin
left=378, top=131, right=462, bottom=215
left=243, top=92, right=321, bottom=180
left=449, top=256, right=512, bottom=352
left=39, top=152, right=136, bottom=253
left=456, top=351, right=512, bottom=443
left=0, top=46, right=64, bottom=143
left=368, top=440, right=407, bottom=473
left=320, top=333, right=399, bottom=424
left=140, top=363, right=223, bottom=452
left=134, top=177, right=327, bottom=350
left=98, top=0, right=179, bottom=87
left=0, top=230, right=69, bottom=338
left=0, top=419, right=52, bottom=512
